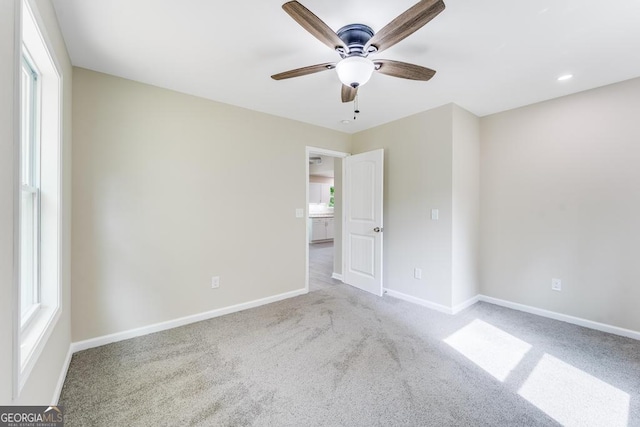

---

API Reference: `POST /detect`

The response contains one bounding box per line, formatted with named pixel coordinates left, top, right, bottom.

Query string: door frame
left=305, top=146, right=350, bottom=293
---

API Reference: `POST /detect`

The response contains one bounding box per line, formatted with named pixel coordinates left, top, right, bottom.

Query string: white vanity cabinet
left=310, top=217, right=334, bottom=242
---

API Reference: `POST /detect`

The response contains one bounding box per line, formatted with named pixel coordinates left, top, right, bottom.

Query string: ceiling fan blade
left=341, top=85, right=358, bottom=103
left=271, top=63, right=335, bottom=80
left=374, top=59, right=436, bottom=81
left=365, top=0, right=445, bottom=54
left=282, top=1, right=346, bottom=52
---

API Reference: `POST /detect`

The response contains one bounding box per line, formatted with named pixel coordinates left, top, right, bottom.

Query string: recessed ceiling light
left=341, top=120, right=351, bottom=125
left=557, top=74, right=573, bottom=81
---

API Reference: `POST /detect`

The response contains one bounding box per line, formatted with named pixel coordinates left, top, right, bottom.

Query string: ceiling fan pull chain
left=354, top=94, right=360, bottom=120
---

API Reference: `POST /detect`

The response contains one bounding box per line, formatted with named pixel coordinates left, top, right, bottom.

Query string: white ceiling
left=52, top=0, right=640, bottom=134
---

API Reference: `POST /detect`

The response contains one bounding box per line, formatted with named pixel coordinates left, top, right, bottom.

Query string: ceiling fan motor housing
left=337, top=24, right=375, bottom=57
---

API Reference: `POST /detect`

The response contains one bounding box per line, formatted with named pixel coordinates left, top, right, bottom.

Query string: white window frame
left=13, top=0, right=64, bottom=398
left=20, top=50, right=41, bottom=332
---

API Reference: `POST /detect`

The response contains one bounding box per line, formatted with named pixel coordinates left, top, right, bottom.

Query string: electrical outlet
left=414, top=268, right=422, bottom=280
left=551, top=278, right=561, bottom=291
left=431, top=209, right=439, bottom=220
left=211, top=276, right=220, bottom=289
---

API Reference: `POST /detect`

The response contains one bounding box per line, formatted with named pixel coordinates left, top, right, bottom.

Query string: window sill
left=18, top=304, right=60, bottom=393
left=20, top=302, right=41, bottom=333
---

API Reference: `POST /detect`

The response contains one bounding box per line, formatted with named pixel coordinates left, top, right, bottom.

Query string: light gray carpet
left=60, top=243, right=640, bottom=426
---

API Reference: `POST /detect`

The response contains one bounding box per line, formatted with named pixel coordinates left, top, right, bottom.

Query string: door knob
left=373, top=227, right=383, bottom=233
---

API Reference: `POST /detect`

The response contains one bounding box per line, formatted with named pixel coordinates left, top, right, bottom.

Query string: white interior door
left=344, top=149, right=384, bottom=296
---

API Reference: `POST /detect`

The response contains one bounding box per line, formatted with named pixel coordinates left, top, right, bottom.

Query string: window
left=15, top=0, right=63, bottom=396
left=20, top=51, right=41, bottom=330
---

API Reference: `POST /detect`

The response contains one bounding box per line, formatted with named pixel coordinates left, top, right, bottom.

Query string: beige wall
left=72, top=68, right=350, bottom=341
left=0, top=0, right=72, bottom=405
left=480, top=77, right=640, bottom=332
left=352, top=104, right=456, bottom=307
left=451, top=105, right=480, bottom=306
left=333, top=158, right=343, bottom=276
left=0, top=0, right=17, bottom=406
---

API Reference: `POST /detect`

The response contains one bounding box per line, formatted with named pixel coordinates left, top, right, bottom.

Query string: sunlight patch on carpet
left=444, top=319, right=531, bottom=381
left=518, top=353, right=630, bottom=427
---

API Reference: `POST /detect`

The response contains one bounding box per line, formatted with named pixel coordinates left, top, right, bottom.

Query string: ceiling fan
left=271, top=0, right=446, bottom=103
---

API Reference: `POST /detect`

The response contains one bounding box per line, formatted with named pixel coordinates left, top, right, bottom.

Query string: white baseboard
left=384, top=290, right=480, bottom=315
left=382, top=289, right=640, bottom=341
left=331, top=273, right=343, bottom=281
left=71, top=288, right=308, bottom=353
left=52, top=346, right=72, bottom=404
left=479, top=295, right=640, bottom=341
left=383, top=289, right=453, bottom=315
left=452, top=295, right=480, bottom=314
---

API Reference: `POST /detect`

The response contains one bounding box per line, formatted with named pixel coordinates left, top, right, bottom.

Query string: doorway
left=305, top=147, right=348, bottom=293
left=305, top=147, right=385, bottom=296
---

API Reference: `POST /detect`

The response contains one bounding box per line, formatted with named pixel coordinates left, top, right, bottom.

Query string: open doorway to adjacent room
left=306, top=147, right=348, bottom=293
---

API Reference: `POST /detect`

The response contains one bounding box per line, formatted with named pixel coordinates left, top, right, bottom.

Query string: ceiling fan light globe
left=336, top=56, right=375, bottom=88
